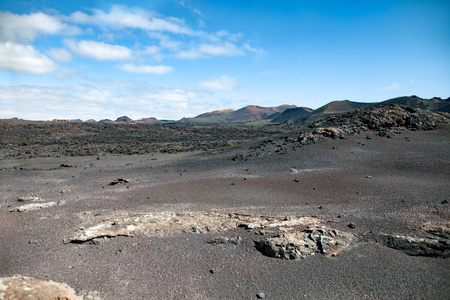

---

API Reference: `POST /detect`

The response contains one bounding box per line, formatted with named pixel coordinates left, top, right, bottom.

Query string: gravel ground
left=0, top=124, right=449, bottom=299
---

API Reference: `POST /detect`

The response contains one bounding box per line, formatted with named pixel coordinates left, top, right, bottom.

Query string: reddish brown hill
left=180, top=104, right=297, bottom=124
left=115, top=116, right=133, bottom=124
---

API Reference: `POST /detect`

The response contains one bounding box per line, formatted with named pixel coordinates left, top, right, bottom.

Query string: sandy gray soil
left=1, top=124, right=449, bottom=299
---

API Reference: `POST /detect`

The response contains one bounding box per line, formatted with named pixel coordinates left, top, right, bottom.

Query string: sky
left=0, top=0, right=449, bottom=121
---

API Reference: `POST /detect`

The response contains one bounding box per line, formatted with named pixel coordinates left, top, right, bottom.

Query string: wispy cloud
left=0, top=11, right=81, bottom=43
left=244, top=43, right=267, bottom=56
left=0, top=42, right=56, bottom=74
left=68, top=5, right=197, bottom=36
left=119, top=63, right=173, bottom=74
left=48, top=48, right=72, bottom=62
left=177, top=42, right=245, bottom=59
left=199, top=75, right=239, bottom=90
left=66, top=40, right=132, bottom=61
left=382, top=83, right=401, bottom=91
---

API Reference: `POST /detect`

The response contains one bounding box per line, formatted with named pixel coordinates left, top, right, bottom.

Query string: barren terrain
left=1, top=110, right=449, bottom=299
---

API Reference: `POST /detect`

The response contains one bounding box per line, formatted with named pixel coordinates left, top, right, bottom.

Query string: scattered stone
left=59, top=164, right=74, bottom=168
left=0, top=276, right=82, bottom=300
left=109, top=178, right=129, bottom=186
left=294, top=178, right=299, bottom=183
left=28, top=240, right=38, bottom=244
left=348, top=223, right=356, bottom=229
left=16, top=194, right=40, bottom=202
left=366, top=175, right=372, bottom=178
left=256, top=292, right=266, bottom=299
left=207, top=236, right=242, bottom=246
left=12, top=202, right=58, bottom=212
left=255, top=226, right=354, bottom=259
left=210, top=267, right=218, bottom=274
left=441, top=200, right=448, bottom=204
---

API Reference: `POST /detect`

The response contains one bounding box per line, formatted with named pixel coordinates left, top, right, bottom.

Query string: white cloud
left=67, top=40, right=132, bottom=61
left=178, top=1, right=205, bottom=17
left=199, top=75, right=239, bottom=90
left=144, top=89, right=196, bottom=103
left=48, top=48, right=72, bottom=62
left=199, top=42, right=245, bottom=56
left=176, top=42, right=245, bottom=59
left=382, top=83, right=401, bottom=91
left=244, top=43, right=267, bottom=56
left=0, top=84, right=199, bottom=120
left=69, top=5, right=197, bottom=36
left=0, top=11, right=80, bottom=43
left=142, top=45, right=160, bottom=55
left=120, top=64, right=173, bottom=74
left=0, top=42, right=56, bottom=74
left=149, top=33, right=182, bottom=50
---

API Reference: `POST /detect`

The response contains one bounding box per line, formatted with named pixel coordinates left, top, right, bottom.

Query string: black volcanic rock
left=310, top=104, right=450, bottom=134
left=379, top=95, right=450, bottom=112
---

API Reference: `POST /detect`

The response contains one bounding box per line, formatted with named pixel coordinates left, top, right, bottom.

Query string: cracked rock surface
left=0, top=276, right=82, bottom=300
left=69, top=212, right=318, bottom=243
left=256, top=226, right=355, bottom=259
left=366, top=222, right=450, bottom=258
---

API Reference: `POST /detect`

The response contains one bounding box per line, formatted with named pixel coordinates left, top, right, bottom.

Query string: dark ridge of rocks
left=365, top=222, right=450, bottom=258
left=231, top=105, right=450, bottom=161
left=0, top=121, right=284, bottom=159
left=309, top=104, right=450, bottom=133
left=366, top=233, right=450, bottom=258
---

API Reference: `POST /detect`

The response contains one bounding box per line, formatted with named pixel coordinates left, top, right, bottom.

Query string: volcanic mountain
left=179, top=104, right=297, bottom=124
left=272, top=96, right=450, bottom=124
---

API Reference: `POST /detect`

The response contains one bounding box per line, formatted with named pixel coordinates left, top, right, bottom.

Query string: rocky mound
left=231, top=105, right=450, bottom=161
left=309, top=104, right=450, bottom=138
left=256, top=226, right=355, bottom=259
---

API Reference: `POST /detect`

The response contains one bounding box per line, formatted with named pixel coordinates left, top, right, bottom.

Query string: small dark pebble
left=256, top=292, right=266, bottom=299
left=210, top=268, right=218, bottom=274
left=294, top=178, right=299, bottom=182
left=318, top=206, right=323, bottom=209
left=348, top=223, right=356, bottom=229
left=28, top=240, right=38, bottom=244
left=441, top=200, right=448, bottom=204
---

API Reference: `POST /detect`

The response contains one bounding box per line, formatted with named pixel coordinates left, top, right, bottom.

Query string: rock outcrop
left=255, top=226, right=355, bottom=259
left=68, top=212, right=318, bottom=243
left=0, top=276, right=82, bottom=300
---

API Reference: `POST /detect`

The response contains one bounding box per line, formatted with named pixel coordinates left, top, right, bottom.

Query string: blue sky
left=0, top=0, right=449, bottom=121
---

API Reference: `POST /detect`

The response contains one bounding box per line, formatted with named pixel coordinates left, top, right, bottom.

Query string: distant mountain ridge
left=271, top=96, right=450, bottom=124
left=46, top=95, right=449, bottom=124
left=179, top=104, right=297, bottom=124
